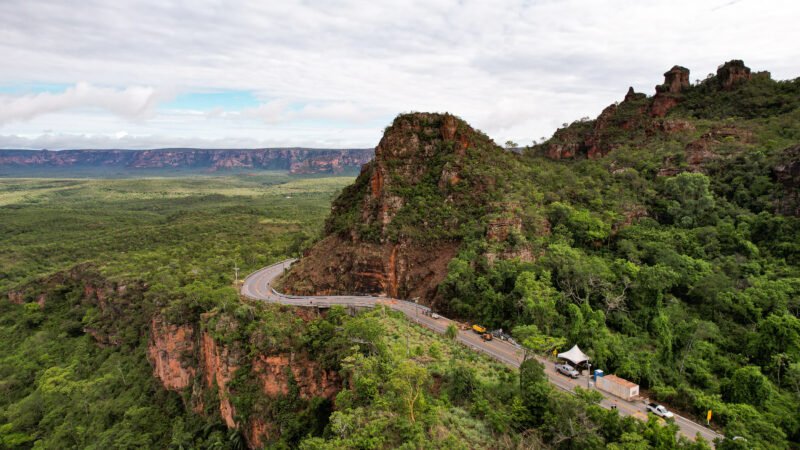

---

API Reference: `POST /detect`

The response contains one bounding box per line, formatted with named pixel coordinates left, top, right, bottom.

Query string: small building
left=596, top=374, right=639, bottom=401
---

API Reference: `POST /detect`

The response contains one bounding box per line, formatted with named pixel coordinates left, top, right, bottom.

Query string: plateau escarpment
left=279, top=113, right=541, bottom=305
left=6, top=267, right=340, bottom=450
left=0, top=147, right=373, bottom=175
left=149, top=311, right=339, bottom=449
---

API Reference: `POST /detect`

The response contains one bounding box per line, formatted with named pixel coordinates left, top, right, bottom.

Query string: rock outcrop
left=651, top=65, right=690, bottom=117
left=716, top=59, right=752, bottom=90
left=280, top=113, right=524, bottom=304
left=5, top=264, right=341, bottom=450
left=539, top=60, right=771, bottom=160
left=147, top=311, right=340, bottom=449
left=0, top=148, right=373, bottom=175
left=148, top=316, right=196, bottom=391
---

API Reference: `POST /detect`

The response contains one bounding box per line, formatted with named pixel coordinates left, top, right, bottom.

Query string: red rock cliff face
left=148, top=316, right=196, bottom=391
left=540, top=63, right=709, bottom=160
left=278, top=113, right=492, bottom=303
left=147, top=312, right=339, bottom=449
left=716, top=60, right=752, bottom=90
left=651, top=65, right=690, bottom=117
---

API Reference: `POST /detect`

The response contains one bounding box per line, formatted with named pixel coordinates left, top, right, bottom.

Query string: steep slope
left=538, top=60, right=800, bottom=217
left=279, top=113, right=541, bottom=303
left=281, top=61, right=800, bottom=448
left=540, top=60, right=799, bottom=164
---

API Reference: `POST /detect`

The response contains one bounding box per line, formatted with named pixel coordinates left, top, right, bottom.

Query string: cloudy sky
left=1, top=0, right=798, bottom=150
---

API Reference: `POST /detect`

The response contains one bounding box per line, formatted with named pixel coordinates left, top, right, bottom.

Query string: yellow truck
left=472, top=324, right=487, bottom=334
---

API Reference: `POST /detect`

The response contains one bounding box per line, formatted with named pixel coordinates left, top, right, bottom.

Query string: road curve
left=242, top=259, right=723, bottom=445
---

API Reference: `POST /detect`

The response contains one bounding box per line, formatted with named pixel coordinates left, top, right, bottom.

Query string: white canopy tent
left=557, top=345, right=591, bottom=367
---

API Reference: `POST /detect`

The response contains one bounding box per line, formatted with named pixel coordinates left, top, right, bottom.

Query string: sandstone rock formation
left=148, top=316, right=196, bottom=391
left=0, top=148, right=373, bottom=175
left=5, top=265, right=340, bottom=450
left=716, top=59, right=752, bottom=90
left=539, top=60, right=768, bottom=161
left=279, top=113, right=523, bottom=304
left=650, top=65, right=690, bottom=117
left=147, top=310, right=340, bottom=449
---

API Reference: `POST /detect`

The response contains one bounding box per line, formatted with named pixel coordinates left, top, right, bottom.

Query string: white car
left=646, top=403, right=674, bottom=419
left=555, top=363, right=580, bottom=378
left=431, top=313, right=441, bottom=319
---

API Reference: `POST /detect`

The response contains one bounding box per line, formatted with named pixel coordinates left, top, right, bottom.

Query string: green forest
left=433, top=72, right=800, bottom=448
left=1, top=65, right=799, bottom=449
left=0, top=174, right=715, bottom=449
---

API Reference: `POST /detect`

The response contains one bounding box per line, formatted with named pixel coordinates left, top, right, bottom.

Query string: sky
left=0, top=0, right=798, bottom=150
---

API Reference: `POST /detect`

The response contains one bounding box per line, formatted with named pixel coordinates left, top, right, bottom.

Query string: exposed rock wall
left=0, top=148, right=373, bottom=174
left=146, top=311, right=340, bottom=449
left=716, top=60, right=752, bottom=90
left=540, top=60, right=770, bottom=161
left=148, top=316, right=196, bottom=391
left=4, top=258, right=337, bottom=450
left=280, top=235, right=459, bottom=300
left=279, top=113, right=510, bottom=303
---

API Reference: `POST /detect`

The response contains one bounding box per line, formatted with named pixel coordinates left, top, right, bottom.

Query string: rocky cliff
left=148, top=311, right=339, bottom=448
left=541, top=60, right=779, bottom=161
left=6, top=266, right=339, bottom=450
left=279, top=113, right=536, bottom=304
left=0, top=147, right=373, bottom=175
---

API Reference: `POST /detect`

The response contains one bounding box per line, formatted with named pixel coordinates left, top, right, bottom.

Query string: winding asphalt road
left=241, top=259, right=723, bottom=445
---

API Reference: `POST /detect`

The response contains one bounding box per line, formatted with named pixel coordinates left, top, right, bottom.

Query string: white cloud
left=0, top=83, right=171, bottom=125
left=239, top=100, right=387, bottom=124
left=0, top=0, right=798, bottom=148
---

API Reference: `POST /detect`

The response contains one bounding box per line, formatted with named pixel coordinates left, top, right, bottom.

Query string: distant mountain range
left=0, top=148, right=374, bottom=175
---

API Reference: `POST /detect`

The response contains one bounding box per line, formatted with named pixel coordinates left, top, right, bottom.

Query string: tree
left=387, top=361, right=429, bottom=423
left=513, top=271, right=560, bottom=333
left=446, top=364, right=478, bottom=403
left=519, top=359, right=550, bottom=426
left=445, top=323, right=458, bottom=340
left=722, top=366, right=773, bottom=407
left=505, top=140, right=518, bottom=149
left=661, top=172, right=717, bottom=227
left=512, top=324, right=566, bottom=359
left=749, top=313, right=800, bottom=370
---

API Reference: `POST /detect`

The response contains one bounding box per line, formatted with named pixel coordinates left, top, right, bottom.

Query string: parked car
left=555, top=363, right=580, bottom=378
left=646, top=403, right=674, bottom=419
left=431, top=313, right=441, bottom=319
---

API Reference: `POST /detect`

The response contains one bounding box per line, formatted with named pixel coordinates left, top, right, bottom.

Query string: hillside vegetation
left=1, top=59, right=798, bottom=449
left=1, top=174, right=713, bottom=449
left=440, top=61, right=800, bottom=448
left=284, top=60, right=800, bottom=448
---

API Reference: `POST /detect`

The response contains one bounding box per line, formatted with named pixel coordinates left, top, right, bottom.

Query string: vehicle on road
left=481, top=333, right=493, bottom=341
left=431, top=313, right=441, bottom=319
left=472, top=324, right=487, bottom=334
left=491, top=329, right=512, bottom=341
left=555, top=363, right=580, bottom=378
left=646, top=403, right=674, bottom=419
